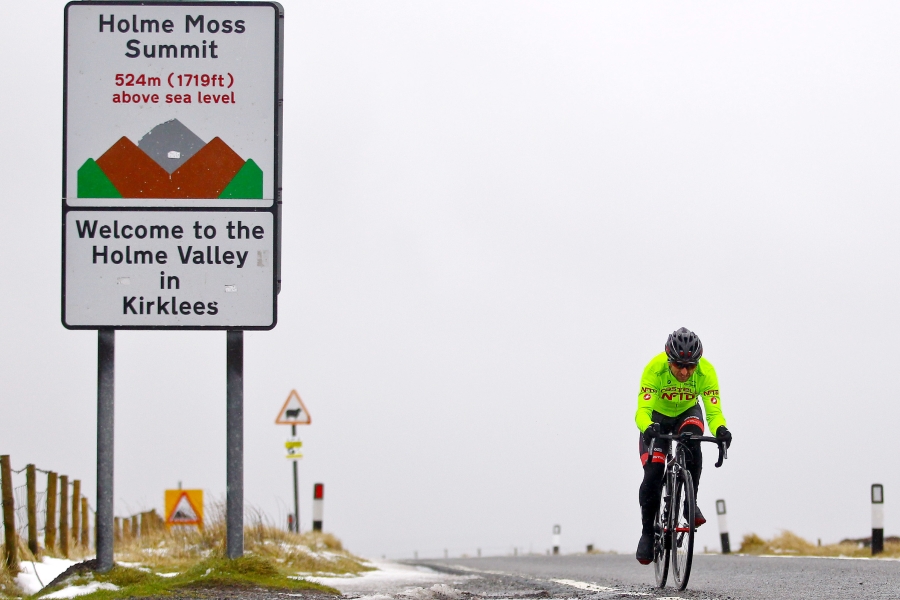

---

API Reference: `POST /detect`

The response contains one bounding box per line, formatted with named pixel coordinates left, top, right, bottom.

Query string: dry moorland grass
left=112, top=504, right=372, bottom=575
left=738, top=530, right=900, bottom=558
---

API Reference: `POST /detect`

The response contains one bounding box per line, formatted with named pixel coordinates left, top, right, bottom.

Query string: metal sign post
left=96, top=329, right=115, bottom=571
left=291, top=425, right=299, bottom=531
left=276, top=390, right=311, bottom=532
left=63, top=1, right=284, bottom=566
left=226, top=331, right=243, bottom=557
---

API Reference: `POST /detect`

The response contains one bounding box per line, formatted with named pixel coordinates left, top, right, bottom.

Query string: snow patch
left=308, top=560, right=472, bottom=595
left=42, top=582, right=119, bottom=599
left=15, top=557, right=80, bottom=595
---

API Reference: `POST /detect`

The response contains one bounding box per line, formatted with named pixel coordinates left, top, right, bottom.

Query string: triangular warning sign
left=167, top=492, right=201, bottom=525
left=276, top=389, right=312, bottom=425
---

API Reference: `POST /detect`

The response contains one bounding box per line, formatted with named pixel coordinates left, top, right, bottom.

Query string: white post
left=312, top=483, right=324, bottom=531
left=716, top=499, right=730, bottom=554
left=552, top=524, right=561, bottom=555
left=872, top=484, right=884, bottom=555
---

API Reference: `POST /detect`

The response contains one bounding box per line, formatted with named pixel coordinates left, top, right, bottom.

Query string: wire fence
left=0, top=458, right=150, bottom=566
left=2, top=457, right=163, bottom=567
left=13, top=484, right=48, bottom=539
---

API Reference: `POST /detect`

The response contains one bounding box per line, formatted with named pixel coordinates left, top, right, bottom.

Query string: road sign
left=275, top=390, right=311, bottom=425
left=285, top=437, right=303, bottom=459
left=165, top=489, right=203, bottom=528
left=62, top=1, right=283, bottom=329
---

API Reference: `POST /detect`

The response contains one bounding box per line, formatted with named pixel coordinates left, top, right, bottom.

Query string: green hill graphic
left=219, top=159, right=263, bottom=199
left=78, top=159, right=121, bottom=198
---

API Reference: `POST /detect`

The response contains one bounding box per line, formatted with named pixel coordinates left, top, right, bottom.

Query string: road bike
left=648, top=431, right=728, bottom=591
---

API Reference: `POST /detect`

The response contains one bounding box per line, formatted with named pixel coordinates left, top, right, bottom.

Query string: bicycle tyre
left=653, top=480, right=669, bottom=588
left=670, top=470, right=695, bottom=591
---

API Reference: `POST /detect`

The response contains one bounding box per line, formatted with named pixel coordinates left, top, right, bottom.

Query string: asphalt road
left=406, top=554, right=900, bottom=600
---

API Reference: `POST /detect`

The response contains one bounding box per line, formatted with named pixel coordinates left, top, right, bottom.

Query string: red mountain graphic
left=96, top=137, right=244, bottom=198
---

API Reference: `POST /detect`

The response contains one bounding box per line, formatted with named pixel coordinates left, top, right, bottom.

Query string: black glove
left=716, top=425, right=732, bottom=448
left=643, top=423, right=661, bottom=446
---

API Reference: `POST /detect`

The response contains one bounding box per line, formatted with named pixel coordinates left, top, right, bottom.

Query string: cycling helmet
left=665, top=327, right=703, bottom=365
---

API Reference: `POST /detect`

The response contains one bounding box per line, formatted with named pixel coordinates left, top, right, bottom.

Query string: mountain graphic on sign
left=168, top=492, right=201, bottom=524
left=77, top=119, right=263, bottom=199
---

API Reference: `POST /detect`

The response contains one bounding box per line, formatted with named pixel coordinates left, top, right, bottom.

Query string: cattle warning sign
left=62, top=1, right=283, bottom=329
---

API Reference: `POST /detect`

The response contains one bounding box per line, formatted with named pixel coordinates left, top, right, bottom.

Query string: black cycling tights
left=637, top=404, right=704, bottom=533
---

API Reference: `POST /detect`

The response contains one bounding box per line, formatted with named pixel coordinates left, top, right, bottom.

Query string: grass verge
left=3, top=502, right=371, bottom=598
left=32, top=555, right=339, bottom=599
left=738, top=530, right=900, bottom=558
left=111, top=503, right=372, bottom=575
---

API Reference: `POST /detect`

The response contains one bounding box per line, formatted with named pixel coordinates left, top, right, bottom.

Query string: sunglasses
left=669, top=361, right=698, bottom=370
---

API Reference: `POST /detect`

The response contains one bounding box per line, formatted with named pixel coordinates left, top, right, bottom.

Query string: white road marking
left=550, top=580, right=617, bottom=592
left=549, top=579, right=651, bottom=597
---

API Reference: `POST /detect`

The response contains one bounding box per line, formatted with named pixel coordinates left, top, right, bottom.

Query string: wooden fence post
left=131, top=515, right=138, bottom=539
left=59, top=475, right=69, bottom=558
left=1, top=456, right=17, bottom=571
left=45, top=472, right=58, bottom=552
left=114, top=517, right=121, bottom=542
left=26, top=465, right=38, bottom=557
left=80, top=498, right=89, bottom=549
left=140, top=512, right=147, bottom=538
left=71, top=480, right=81, bottom=549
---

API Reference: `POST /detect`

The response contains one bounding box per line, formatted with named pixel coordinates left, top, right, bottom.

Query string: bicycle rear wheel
left=670, top=470, right=695, bottom=591
left=653, top=483, right=669, bottom=588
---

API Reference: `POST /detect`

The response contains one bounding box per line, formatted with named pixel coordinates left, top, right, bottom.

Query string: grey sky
left=1, top=1, right=899, bottom=559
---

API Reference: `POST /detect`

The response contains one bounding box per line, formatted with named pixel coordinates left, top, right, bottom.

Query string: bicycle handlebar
left=648, top=432, right=729, bottom=468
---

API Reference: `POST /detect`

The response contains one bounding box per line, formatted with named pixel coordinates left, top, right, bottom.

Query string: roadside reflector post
left=552, top=524, right=561, bottom=555
left=313, top=483, right=324, bottom=531
left=716, top=499, right=730, bottom=554
left=872, top=484, right=884, bottom=555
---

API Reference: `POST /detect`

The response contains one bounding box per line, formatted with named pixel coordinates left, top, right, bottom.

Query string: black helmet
left=665, top=327, right=703, bottom=365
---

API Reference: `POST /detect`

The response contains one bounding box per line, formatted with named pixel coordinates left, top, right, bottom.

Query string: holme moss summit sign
left=63, top=1, right=283, bottom=329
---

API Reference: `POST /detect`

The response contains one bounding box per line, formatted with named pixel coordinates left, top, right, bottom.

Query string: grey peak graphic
left=137, top=119, right=206, bottom=173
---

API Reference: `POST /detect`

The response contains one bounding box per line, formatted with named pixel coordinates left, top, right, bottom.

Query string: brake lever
left=714, top=441, right=727, bottom=468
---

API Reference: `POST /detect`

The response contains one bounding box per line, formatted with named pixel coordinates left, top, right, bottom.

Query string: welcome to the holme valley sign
left=63, top=1, right=283, bottom=329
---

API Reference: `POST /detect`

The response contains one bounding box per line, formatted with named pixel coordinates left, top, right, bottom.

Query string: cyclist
left=635, top=327, right=732, bottom=565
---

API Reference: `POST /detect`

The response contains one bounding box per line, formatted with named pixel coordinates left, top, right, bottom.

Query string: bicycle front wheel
left=670, top=470, right=695, bottom=591
left=653, top=483, right=669, bottom=588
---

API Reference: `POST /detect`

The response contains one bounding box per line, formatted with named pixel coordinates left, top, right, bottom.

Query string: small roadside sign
left=285, top=437, right=303, bottom=459
left=164, top=489, right=203, bottom=529
left=275, top=389, right=311, bottom=425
